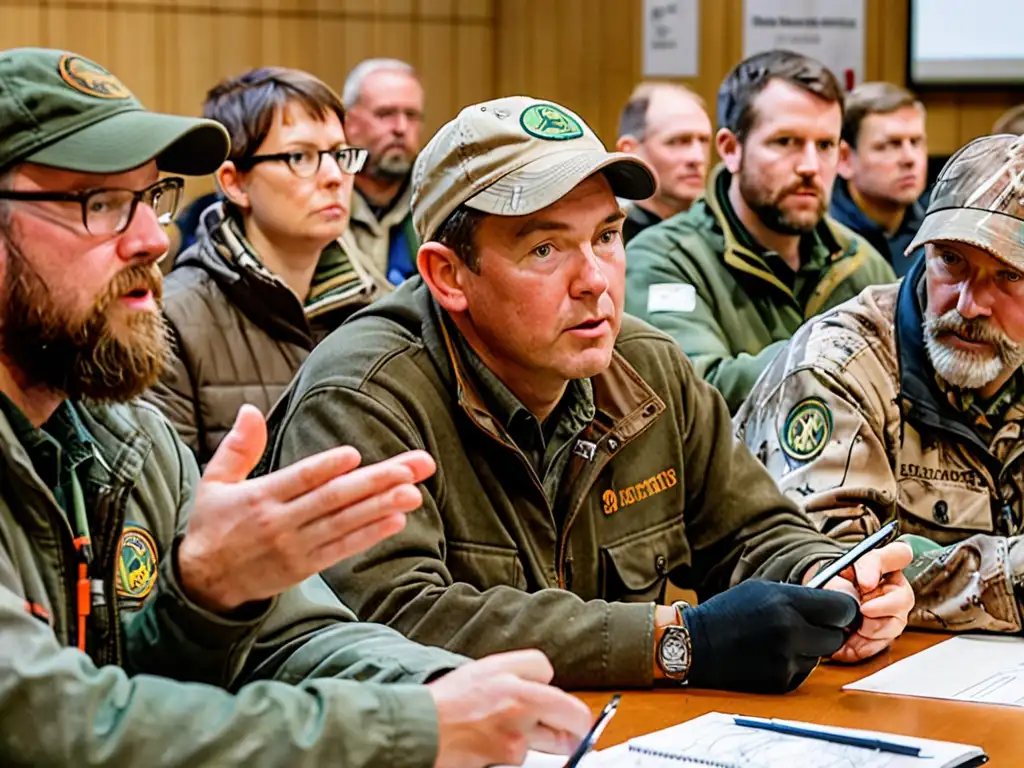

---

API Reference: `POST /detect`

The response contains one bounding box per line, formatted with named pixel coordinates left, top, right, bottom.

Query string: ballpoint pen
left=563, top=694, right=620, bottom=768
left=733, top=716, right=922, bottom=757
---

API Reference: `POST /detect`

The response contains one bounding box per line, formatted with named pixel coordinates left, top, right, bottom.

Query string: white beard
left=923, top=307, right=1024, bottom=391
left=923, top=332, right=1006, bottom=390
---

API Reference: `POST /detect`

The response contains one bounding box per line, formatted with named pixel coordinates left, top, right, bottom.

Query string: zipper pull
left=73, top=536, right=93, bottom=652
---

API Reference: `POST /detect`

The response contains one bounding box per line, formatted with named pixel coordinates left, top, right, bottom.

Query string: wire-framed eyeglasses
left=234, top=147, right=369, bottom=178
left=0, top=176, right=184, bottom=236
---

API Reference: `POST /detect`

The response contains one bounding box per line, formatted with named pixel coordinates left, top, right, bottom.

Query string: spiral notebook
left=591, top=712, right=987, bottom=768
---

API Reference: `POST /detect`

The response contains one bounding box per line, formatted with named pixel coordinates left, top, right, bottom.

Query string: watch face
left=659, top=625, right=690, bottom=678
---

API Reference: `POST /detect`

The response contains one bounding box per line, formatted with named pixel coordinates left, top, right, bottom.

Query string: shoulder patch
left=116, top=525, right=158, bottom=599
left=58, top=55, right=132, bottom=100
left=520, top=104, right=583, bottom=141
left=780, top=398, right=832, bottom=462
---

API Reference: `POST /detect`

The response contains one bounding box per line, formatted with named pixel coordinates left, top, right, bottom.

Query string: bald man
left=616, top=82, right=713, bottom=242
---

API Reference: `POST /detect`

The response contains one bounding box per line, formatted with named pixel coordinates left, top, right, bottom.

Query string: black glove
left=682, top=579, right=858, bottom=694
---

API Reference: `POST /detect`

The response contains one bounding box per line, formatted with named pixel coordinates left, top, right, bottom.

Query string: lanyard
left=68, top=468, right=95, bottom=652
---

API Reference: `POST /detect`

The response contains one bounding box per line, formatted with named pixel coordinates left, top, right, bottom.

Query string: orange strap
left=76, top=562, right=90, bottom=652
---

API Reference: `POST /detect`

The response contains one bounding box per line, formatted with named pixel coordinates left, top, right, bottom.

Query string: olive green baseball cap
left=411, top=96, right=656, bottom=242
left=0, top=48, right=229, bottom=175
left=907, top=133, right=1024, bottom=269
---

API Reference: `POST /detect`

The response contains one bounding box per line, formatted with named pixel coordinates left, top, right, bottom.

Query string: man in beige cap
left=264, top=96, right=914, bottom=694
left=736, top=133, right=1024, bottom=634
left=0, top=48, right=594, bottom=767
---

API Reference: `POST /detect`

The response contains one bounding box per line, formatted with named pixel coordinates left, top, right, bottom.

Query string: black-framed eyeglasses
left=234, top=147, right=369, bottom=178
left=0, top=176, right=184, bottom=236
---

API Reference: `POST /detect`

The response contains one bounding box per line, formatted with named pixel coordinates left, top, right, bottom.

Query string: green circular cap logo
left=520, top=104, right=584, bottom=141
left=780, top=398, right=832, bottom=461
left=58, top=55, right=132, bottom=100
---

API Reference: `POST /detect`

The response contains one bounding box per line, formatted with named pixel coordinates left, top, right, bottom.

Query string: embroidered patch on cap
left=58, top=55, right=132, bottom=100
left=520, top=104, right=583, bottom=141
left=116, top=525, right=158, bottom=599
left=780, top=398, right=833, bottom=462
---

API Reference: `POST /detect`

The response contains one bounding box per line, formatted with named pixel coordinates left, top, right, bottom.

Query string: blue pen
left=732, top=716, right=923, bottom=757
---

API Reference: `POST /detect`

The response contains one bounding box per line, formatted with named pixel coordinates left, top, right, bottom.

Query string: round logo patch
left=520, top=104, right=584, bottom=141
left=116, top=525, right=158, bottom=599
left=780, top=398, right=833, bottom=462
left=58, top=55, right=132, bottom=100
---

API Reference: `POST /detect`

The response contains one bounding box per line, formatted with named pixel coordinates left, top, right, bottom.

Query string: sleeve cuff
left=158, top=536, right=275, bottom=650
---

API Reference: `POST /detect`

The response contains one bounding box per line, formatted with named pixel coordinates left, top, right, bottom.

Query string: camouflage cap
left=0, top=48, right=229, bottom=175
left=411, top=96, right=656, bottom=243
left=907, top=133, right=1024, bottom=269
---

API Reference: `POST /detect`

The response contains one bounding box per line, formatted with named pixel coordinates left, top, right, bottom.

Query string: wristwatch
left=656, top=600, right=692, bottom=682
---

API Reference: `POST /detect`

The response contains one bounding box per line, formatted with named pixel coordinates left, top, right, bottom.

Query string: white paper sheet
left=608, top=712, right=982, bottom=768
left=844, top=635, right=1024, bottom=707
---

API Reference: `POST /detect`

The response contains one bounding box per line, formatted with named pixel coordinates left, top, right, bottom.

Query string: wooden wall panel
left=0, top=0, right=493, bottom=205
left=494, top=0, right=1023, bottom=154
left=3, top=0, right=1018, bottom=179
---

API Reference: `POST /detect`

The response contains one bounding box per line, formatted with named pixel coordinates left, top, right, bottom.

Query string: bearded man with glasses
left=0, top=49, right=596, bottom=768
left=147, top=67, right=393, bottom=467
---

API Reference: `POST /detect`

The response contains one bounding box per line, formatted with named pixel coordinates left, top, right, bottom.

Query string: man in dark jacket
left=0, top=48, right=592, bottom=768
left=147, top=67, right=391, bottom=467
left=264, top=95, right=914, bottom=695
left=830, top=82, right=929, bottom=278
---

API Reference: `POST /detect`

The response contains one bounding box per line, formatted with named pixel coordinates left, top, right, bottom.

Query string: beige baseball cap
left=411, top=96, right=656, bottom=243
left=907, top=133, right=1024, bottom=269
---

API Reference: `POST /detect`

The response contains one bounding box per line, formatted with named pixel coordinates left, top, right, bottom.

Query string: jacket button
left=655, top=554, right=667, bottom=575
left=933, top=500, right=950, bottom=525
left=607, top=437, right=620, bottom=452
left=643, top=403, right=657, bottom=417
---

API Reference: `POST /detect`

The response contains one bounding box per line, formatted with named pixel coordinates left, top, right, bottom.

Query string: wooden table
left=577, top=631, right=1023, bottom=764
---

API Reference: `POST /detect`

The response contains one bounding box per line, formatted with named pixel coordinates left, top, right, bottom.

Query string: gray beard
left=923, top=307, right=1024, bottom=391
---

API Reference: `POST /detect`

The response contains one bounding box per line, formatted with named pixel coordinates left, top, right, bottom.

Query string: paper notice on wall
left=742, top=0, right=865, bottom=89
left=643, top=0, right=699, bottom=77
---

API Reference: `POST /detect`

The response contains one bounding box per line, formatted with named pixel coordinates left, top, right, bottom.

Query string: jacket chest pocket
left=897, top=477, right=995, bottom=544
left=446, top=541, right=528, bottom=592
left=600, top=518, right=688, bottom=603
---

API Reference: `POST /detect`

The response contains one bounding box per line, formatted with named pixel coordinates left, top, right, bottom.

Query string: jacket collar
left=831, top=178, right=926, bottom=240
left=405, top=279, right=664, bottom=448
left=349, top=176, right=414, bottom=233
left=173, top=203, right=373, bottom=347
left=0, top=398, right=152, bottom=528
left=701, top=164, right=858, bottom=301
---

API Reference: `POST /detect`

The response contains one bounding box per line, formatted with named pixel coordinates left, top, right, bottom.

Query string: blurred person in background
left=615, top=82, right=713, bottom=242
left=342, top=58, right=425, bottom=285
left=831, top=82, right=929, bottom=279
left=993, top=104, right=1024, bottom=135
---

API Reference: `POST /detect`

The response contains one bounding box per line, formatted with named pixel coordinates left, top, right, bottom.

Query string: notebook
left=591, top=712, right=987, bottom=768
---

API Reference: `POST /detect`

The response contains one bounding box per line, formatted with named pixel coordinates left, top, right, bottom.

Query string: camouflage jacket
left=735, top=257, right=1024, bottom=633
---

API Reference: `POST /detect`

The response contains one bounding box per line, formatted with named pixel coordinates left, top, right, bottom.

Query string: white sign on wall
left=743, top=0, right=865, bottom=89
left=643, top=0, right=700, bottom=78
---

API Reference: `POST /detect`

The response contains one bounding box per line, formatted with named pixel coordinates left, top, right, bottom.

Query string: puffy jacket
left=147, top=203, right=390, bottom=466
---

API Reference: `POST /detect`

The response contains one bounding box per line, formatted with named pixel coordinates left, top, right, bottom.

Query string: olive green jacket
left=0, top=397, right=464, bottom=766
left=625, top=165, right=897, bottom=413
left=262, top=277, right=847, bottom=690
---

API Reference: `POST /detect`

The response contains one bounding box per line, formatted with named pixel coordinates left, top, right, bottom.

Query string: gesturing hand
left=177, top=404, right=435, bottom=613
left=430, top=650, right=592, bottom=768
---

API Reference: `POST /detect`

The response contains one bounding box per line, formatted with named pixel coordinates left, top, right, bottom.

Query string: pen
left=732, top=716, right=922, bottom=757
left=806, top=519, right=900, bottom=589
left=563, top=694, right=620, bottom=768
